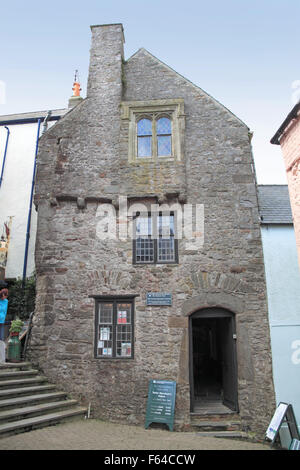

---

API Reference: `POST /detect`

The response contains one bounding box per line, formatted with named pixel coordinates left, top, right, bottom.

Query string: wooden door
left=220, top=317, right=238, bottom=411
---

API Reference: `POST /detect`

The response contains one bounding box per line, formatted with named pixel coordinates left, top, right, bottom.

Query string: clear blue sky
left=1, top=0, right=300, bottom=183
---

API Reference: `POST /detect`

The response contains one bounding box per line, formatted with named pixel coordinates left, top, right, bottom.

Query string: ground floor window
left=94, top=297, right=134, bottom=359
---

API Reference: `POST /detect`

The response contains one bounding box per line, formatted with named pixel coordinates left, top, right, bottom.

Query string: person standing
left=0, top=288, right=8, bottom=341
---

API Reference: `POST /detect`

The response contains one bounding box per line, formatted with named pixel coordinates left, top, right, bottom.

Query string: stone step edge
left=0, top=399, right=79, bottom=421
left=0, top=362, right=31, bottom=369
left=190, top=410, right=237, bottom=416
left=0, top=370, right=39, bottom=379
left=0, top=407, right=88, bottom=435
left=0, top=391, right=68, bottom=409
left=196, top=431, right=248, bottom=439
left=0, top=377, right=48, bottom=388
left=0, top=384, right=56, bottom=398
left=191, top=421, right=242, bottom=429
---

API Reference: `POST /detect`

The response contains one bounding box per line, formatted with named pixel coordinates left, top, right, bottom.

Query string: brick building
left=28, top=24, right=275, bottom=435
left=271, top=101, right=300, bottom=267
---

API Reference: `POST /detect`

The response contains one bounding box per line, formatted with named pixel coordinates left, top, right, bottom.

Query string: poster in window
left=100, top=327, right=110, bottom=341
left=121, top=342, right=131, bottom=356
left=117, top=311, right=127, bottom=324
left=102, top=348, right=112, bottom=356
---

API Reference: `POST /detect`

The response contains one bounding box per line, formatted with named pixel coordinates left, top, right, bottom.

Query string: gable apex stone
left=126, top=47, right=248, bottom=129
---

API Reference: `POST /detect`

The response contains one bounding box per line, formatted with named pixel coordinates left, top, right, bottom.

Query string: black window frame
left=133, top=211, right=179, bottom=265
left=93, top=296, right=135, bottom=360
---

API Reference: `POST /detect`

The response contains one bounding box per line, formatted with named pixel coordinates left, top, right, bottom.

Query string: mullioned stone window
left=133, top=211, right=178, bottom=264
left=121, top=99, right=185, bottom=163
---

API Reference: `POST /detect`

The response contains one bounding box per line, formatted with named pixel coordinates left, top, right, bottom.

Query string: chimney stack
left=68, top=70, right=84, bottom=108
left=87, top=24, right=125, bottom=102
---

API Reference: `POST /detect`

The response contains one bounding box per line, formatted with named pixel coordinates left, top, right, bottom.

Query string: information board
left=146, top=293, right=172, bottom=306
left=145, top=380, right=176, bottom=431
left=266, top=402, right=300, bottom=447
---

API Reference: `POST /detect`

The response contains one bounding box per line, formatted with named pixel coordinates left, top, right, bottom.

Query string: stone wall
left=28, top=24, right=275, bottom=437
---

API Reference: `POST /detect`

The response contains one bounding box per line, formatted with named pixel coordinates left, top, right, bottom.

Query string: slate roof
left=0, top=108, right=68, bottom=125
left=257, top=185, right=293, bottom=224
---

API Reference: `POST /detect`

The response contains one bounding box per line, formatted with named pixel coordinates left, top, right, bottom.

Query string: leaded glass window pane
left=157, top=117, right=171, bottom=156
left=158, top=214, right=175, bottom=262
left=135, top=214, right=154, bottom=263
left=117, top=303, right=132, bottom=325
left=158, top=238, right=175, bottom=262
left=157, top=117, right=171, bottom=135
left=135, top=237, right=154, bottom=263
left=98, top=303, right=113, bottom=357
left=136, top=215, right=152, bottom=236
left=99, top=303, right=113, bottom=324
left=158, top=214, right=174, bottom=237
left=116, top=303, right=132, bottom=358
left=157, top=135, right=171, bottom=156
left=137, top=118, right=152, bottom=136
left=138, top=136, right=152, bottom=157
left=137, top=118, right=152, bottom=157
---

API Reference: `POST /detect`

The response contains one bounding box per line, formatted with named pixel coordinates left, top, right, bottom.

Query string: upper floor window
left=137, top=116, right=172, bottom=159
left=121, top=99, right=185, bottom=163
left=137, top=118, right=152, bottom=157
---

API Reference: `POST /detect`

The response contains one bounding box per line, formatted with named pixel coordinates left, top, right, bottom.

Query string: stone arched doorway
left=189, top=307, right=238, bottom=413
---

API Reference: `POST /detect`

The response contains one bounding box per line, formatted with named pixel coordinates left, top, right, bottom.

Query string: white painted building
left=0, top=109, right=67, bottom=280
left=258, top=185, right=300, bottom=445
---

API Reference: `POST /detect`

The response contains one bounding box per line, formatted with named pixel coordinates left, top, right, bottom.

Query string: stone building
left=28, top=23, right=275, bottom=435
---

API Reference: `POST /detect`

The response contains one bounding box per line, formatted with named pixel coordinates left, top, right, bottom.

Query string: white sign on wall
left=291, top=340, right=300, bottom=365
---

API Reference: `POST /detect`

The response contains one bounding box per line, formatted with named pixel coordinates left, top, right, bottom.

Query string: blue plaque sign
left=146, top=293, right=172, bottom=306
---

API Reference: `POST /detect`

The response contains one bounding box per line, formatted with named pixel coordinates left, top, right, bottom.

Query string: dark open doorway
left=189, top=308, right=238, bottom=413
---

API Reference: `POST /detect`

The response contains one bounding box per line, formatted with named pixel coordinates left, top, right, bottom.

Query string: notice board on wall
left=146, top=293, right=172, bottom=306
left=145, top=380, right=176, bottom=431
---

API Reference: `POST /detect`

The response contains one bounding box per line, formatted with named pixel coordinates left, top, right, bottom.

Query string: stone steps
left=0, top=369, right=39, bottom=379
left=0, top=391, right=68, bottom=410
left=0, top=399, right=79, bottom=422
left=190, top=409, right=247, bottom=439
left=0, top=362, right=87, bottom=437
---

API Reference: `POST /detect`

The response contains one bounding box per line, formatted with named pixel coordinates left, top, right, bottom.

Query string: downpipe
left=22, top=119, right=41, bottom=287
left=0, top=126, right=10, bottom=188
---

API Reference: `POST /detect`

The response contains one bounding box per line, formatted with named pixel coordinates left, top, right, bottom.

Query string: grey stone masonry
left=29, top=24, right=275, bottom=438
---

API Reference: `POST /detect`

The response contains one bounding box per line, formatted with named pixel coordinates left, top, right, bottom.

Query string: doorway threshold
left=192, top=399, right=236, bottom=416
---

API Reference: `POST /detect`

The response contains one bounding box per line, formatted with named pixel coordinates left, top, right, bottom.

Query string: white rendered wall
left=0, top=120, right=55, bottom=279
left=261, top=224, right=300, bottom=444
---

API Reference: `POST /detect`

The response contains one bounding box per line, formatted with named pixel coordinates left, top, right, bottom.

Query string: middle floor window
left=133, top=212, right=178, bottom=264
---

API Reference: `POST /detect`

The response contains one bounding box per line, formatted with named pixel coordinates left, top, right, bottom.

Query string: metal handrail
left=2, top=321, right=11, bottom=341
